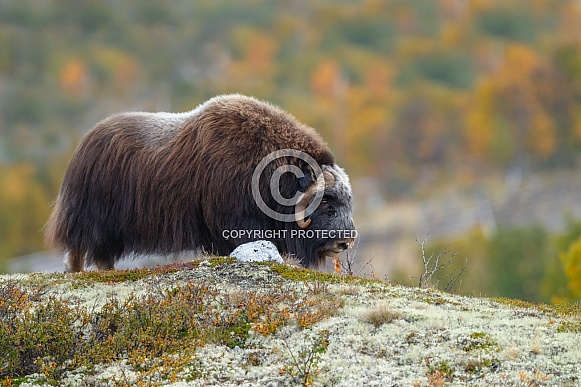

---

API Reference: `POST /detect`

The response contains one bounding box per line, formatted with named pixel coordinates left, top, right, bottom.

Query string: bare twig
left=411, top=234, right=467, bottom=293
left=281, top=330, right=329, bottom=386
left=332, top=238, right=377, bottom=278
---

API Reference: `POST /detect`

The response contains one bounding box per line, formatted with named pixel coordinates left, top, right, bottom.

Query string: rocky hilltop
left=1, top=258, right=579, bottom=386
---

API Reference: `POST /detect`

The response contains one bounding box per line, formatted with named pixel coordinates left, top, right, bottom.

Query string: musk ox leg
left=64, top=250, right=85, bottom=273
left=93, top=252, right=115, bottom=271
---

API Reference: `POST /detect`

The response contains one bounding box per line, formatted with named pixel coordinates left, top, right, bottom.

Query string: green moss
left=460, top=332, right=500, bottom=352
left=554, top=302, right=581, bottom=333
left=552, top=302, right=581, bottom=318
left=208, top=256, right=236, bottom=267
left=209, top=321, right=252, bottom=349
left=421, top=294, right=461, bottom=306
left=264, top=263, right=336, bottom=281
left=425, top=358, right=455, bottom=382
left=72, top=260, right=201, bottom=284
left=489, top=297, right=554, bottom=313
left=264, top=262, right=383, bottom=288
left=73, top=268, right=152, bottom=283
left=490, top=297, right=581, bottom=332
left=557, top=320, right=581, bottom=333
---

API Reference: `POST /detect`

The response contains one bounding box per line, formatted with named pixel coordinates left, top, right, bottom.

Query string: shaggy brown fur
left=45, top=94, right=354, bottom=271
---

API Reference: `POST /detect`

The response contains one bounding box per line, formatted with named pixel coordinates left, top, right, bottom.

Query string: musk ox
left=45, top=94, right=355, bottom=272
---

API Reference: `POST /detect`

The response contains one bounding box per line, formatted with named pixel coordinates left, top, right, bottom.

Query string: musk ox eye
left=326, top=207, right=336, bottom=216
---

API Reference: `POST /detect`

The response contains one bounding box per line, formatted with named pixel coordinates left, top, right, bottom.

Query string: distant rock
left=230, top=240, right=284, bottom=264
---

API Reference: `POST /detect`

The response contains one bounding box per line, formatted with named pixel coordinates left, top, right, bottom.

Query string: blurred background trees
left=1, top=0, right=580, bottom=302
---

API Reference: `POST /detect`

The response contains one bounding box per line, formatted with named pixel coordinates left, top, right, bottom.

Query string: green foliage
left=476, top=8, right=538, bottom=42
left=0, top=283, right=81, bottom=381
left=207, top=256, right=237, bottom=267
left=425, top=223, right=581, bottom=304
left=459, top=332, right=500, bottom=353
left=0, top=265, right=344, bottom=383
left=426, top=358, right=455, bottom=382
left=542, top=218, right=581, bottom=302
left=88, top=283, right=214, bottom=360
left=325, top=16, right=395, bottom=53
left=485, top=226, right=553, bottom=302
left=554, top=44, right=581, bottom=92
left=557, top=319, right=581, bottom=333
left=281, top=329, right=330, bottom=387
left=399, top=51, right=474, bottom=89
left=559, top=236, right=581, bottom=299
left=0, top=163, right=58, bottom=266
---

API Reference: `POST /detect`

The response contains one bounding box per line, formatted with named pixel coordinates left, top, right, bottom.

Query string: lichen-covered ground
left=1, top=258, right=579, bottom=386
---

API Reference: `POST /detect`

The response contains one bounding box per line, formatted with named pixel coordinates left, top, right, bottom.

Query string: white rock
left=230, top=240, right=284, bottom=264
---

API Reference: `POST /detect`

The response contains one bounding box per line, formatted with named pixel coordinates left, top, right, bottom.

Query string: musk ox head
left=293, top=165, right=355, bottom=266
left=252, top=149, right=356, bottom=267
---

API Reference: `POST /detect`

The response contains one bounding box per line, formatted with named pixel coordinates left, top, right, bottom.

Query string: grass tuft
left=360, top=304, right=401, bottom=328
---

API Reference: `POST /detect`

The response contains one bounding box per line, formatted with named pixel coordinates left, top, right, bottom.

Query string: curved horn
left=295, top=192, right=313, bottom=229
left=295, top=172, right=325, bottom=228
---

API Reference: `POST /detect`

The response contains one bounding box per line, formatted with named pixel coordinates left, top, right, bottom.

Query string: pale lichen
left=2, top=259, right=580, bottom=386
